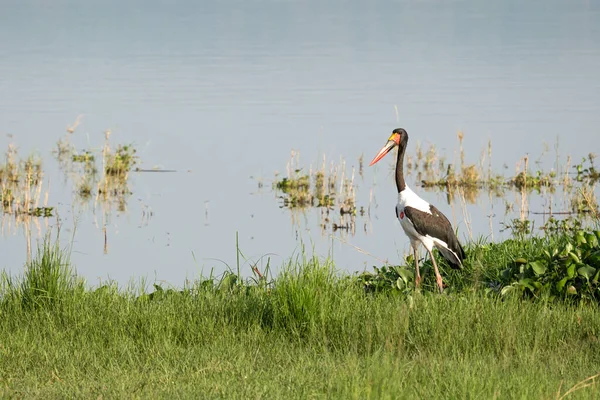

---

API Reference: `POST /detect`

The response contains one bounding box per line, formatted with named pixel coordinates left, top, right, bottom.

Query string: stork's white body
left=397, top=186, right=441, bottom=247
left=396, top=186, right=430, bottom=246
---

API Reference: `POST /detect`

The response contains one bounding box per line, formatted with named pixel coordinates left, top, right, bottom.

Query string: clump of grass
left=273, top=151, right=360, bottom=234
left=509, top=155, right=555, bottom=191
left=54, top=126, right=139, bottom=213
left=276, top=175, right=311, bottom=192
left=17, top=236, right=84, bottom=309
left=313, top=171, right=335, bottom=207
left=95, top=131, right=138, bottom=212
left=104, top=143, right=138, bottom=182
left=275, top=171, right=312, bottom=208
left=0, top=144, right=52, bottom=218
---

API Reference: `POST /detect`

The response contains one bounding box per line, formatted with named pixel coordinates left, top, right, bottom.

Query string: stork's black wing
left=403, top=205, right=465, bottom=268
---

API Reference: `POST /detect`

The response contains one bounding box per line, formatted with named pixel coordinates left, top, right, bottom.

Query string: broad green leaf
left=556, top=277, right=568, bottom=292
left=562, top=242, right=574, bottom=257
left=567, top=263, right=576, bottom=279
left=397, top=267, right=414, bottom=283
left=529, top=261, right=547, bottom=276
left=567, top=286, right=577, bottom=295
left=586, top=233, right=599, bottom=249
left=396, top=277, right=406, bottom=290
left=515, top=258, right=528, bottom=265
left=543, top=250, right=551, bottom=259
left=501, top=285, right=515, bottom=297
left=569, top=251, right=581, bottom=264
left=577, top=265, right=596, bottom=279
left=576, top=231, right=587, bottom=245
left=519, top=278, right=535, bottom=291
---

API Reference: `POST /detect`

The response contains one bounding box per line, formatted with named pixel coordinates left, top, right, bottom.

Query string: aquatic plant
left=498, top=230, right=600, bottom=301
left=272, top=150, right=359, bottom=234
left=54, top=127, right=139, bottom=213
left=406, top=133, right=598, bottom=221
left=104, top=143, right=138, bottom=181
left=0, top=144, right=52, bottom=218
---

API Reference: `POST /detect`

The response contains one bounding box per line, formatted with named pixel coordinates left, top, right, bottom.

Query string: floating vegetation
left=0, top=144, right=52, bottom=218
left=50, top=120, right=146, bottom=254
left=414, top=133, right=597, bottom=191
left=29, top=207, right=54, bottom=218
left=104, top=143, right=138, bottom=181
left=0, top=142, right=53, bottom=259
left=272, top=150, right=363, bottom=235
left=5, top=116, right=151, bottom=230
left=54, top=126, right=139, bottom=213
left=274, top=150, right=357, bottom=213
left=72, top=150, right=95, bottom=165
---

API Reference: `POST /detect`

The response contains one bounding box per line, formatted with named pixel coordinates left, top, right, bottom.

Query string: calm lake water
left=1, top=0, right=599, bottom=286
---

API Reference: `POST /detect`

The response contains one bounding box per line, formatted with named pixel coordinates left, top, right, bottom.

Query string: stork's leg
left=427, top=248, right=444, bottom=293
left=413, top=246, right=421, bottom=288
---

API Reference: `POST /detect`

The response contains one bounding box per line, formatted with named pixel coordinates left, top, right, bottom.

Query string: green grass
left=1, top=237, right=600, bottom=399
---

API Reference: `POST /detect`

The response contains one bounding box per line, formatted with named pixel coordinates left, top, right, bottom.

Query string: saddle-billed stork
left=369, top=128, right=465, bottom=292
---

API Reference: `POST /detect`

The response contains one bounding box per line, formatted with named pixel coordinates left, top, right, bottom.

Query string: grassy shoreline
left=1, top=233, right=600, bottom=398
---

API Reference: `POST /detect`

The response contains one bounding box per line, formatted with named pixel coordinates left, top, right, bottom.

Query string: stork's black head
left=369, top=128, right=409, bottom=166
left=392, top=128, right=408, bottom=138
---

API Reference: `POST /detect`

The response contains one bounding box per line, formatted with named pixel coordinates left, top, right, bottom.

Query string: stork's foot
left=436, top=276, right=444, bottom=293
